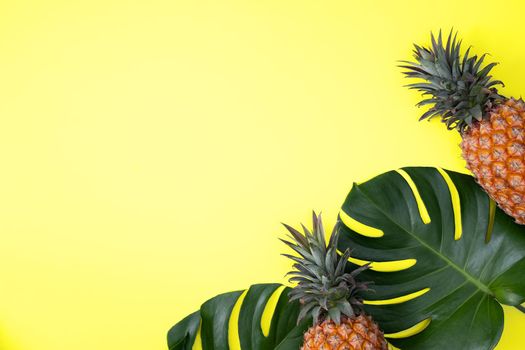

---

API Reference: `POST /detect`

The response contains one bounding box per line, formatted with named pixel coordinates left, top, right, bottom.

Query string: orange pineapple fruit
left=401, top=31, right=525, bottom=224
left=281, top=212, right=388, bottom=350
left=302, top=315, right=385, bottom=350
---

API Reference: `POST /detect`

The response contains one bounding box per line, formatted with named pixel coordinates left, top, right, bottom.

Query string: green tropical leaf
left=338, top=166, right=525, bottom=350
left=167, top=283, right=310, bottom=350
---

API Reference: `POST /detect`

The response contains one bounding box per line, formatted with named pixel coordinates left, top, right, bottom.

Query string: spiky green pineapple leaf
left=281, top=212, right=371, bottom=326
left=401, top=30, right=505, bottom=132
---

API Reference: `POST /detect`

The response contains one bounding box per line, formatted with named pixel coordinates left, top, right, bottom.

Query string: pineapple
left=281, top=212, right=388, bottom=350
left=400, top=31, right=525, bottom=224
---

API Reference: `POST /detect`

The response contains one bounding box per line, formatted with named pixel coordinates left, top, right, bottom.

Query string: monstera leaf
left=167, top=283, right=310, bottom=350
left=338, top=167, right=525, bottom=350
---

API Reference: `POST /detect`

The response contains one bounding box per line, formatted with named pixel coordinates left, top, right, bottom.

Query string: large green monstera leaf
left=167, top=283, right=310, bottom=350
left=338, top=167, right=525, bottom=350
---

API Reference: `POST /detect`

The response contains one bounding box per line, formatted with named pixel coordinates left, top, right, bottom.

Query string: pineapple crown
left=281, top=212, right=370, bottom=325
left=400, top=30, right=505, bottom=132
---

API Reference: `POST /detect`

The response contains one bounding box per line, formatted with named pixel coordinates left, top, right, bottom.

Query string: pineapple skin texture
left=301, top=315, right=388, bottom=350
left=461, top=98, right=525, bottom=224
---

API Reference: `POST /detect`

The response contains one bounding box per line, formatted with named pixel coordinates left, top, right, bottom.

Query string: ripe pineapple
left=281, top=212, right=388, bottom=350
left=401, top=31, right=525, bottom=224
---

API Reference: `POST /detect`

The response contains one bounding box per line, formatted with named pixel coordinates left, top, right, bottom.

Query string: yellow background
left=1, top=0, right=524, bottom=349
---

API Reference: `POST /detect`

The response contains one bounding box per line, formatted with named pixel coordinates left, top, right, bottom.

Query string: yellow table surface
left=1, top=0, right=524, bottom=349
